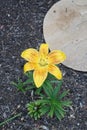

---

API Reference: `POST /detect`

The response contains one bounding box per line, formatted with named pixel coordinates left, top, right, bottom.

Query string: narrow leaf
left=23, top=79, right=33, bottom=85
left=55, top=103, right=65, bottom=117
left=43, top=82, right=53, bottom=97
left=55, top=110, right=62, bottom=121
left=40, top=106, right=50, bottom=115
left=58, top=90, right=69, bottom=99
left=61, top=100, right=72, bottom=107
left=0, top=113, right=21, bottom=126
left=53, top=85, right=61, bottom=97
left=36, top=99, right=50, bottom=105
left=48, top=105, right=54, bottom=118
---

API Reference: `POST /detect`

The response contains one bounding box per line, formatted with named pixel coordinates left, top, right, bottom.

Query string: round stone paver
left=43, top=0, right=87, bottom=71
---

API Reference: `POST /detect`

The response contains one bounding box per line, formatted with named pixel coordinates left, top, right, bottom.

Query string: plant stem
left=0, top=113, right=22, bottom=126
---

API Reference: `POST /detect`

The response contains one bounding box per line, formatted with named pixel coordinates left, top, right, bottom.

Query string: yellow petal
left=24, top=62, right=36, bottom=73
left=33, top=67, right=48, bottom=88
left=21, top=48, right=39, bottom=62
left=39, top=43, right=49, bottom=56
left=48, top=64, right=62, bottom=80
left=48, top=50, right=66, bottom=64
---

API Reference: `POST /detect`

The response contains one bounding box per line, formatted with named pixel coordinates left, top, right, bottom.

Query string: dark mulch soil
left=0, top=0, right=87, bottom=130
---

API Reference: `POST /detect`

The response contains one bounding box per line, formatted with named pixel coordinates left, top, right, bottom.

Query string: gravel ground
left=0, top=0, right=87, bottom=130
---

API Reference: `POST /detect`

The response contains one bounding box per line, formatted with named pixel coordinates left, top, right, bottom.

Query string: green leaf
left=40, top=106, right=50, bottom=115
left=25, top=71, right=33, bottom=79
left=0, top=113, right=22, bottom=126
left=55, top=110, right=62, bottom=121
left=35, top=87, right=43, bottom=95
left=53, top=85, right=61, bottom=97
left=55, top=103, right=65, bottom=117
left=58, top=90, right=69, bottom=99
left=25, top=85, right=35, bottom=91
left=46, top=81, right=54, bottom=92
left=57, top=80, right=63, bottom=87
left=57, top=108, right=65, bottom=118
left=23, top=79, right=33, bottom=85
left=36, top=99, right=50, bottom=105
left=48, top=105, right=54, bottom=118
left=43, top=82, right=53, bottom=97
left=61, top=100, right=72, bottom=107
left=11, top=81, right=18, bottom=87
left=12, top=78, right=26, bottom=92
left=51, top=79, right=63, bottom=85
left=46, top=73, right=54, bottom=81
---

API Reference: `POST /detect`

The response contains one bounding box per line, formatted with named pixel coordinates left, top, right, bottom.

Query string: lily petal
left=48, top=64, right=62, bottom=80
left=21, top=48, right=39, bottom=62
left=39, top=44, right=49, bottom=56
left=48, top=50, right=66, bottom=64
left=24, top=62, right=36, bottom=73
left=33, top=67, right=48, bottom=88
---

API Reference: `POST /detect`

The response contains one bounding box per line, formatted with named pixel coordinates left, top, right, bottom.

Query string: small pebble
left=77, top=123, right=80, bottom=126
left=10, top=126, right=13, bottom=129
left=63, top=71, right=66, bottom=76
left=80, top=102, right=83, bottom=108
left=39, top=125, right=49, bottom=130
left=13, top=122, right=15, bottom=125
left=12, top=56, right=15, bottom=59
left=69, top=114, right=75, bottom=119
left=7, top=14, right=10, bottom=17
left=3, top=112, right=7, bottom=118
left=0, top=25, right=4, bottom=29
left=7, top=87, right=12, bottom=91
left=21, top=117, right=24, bottom=121
left=17, top=104, right=21, bottom=108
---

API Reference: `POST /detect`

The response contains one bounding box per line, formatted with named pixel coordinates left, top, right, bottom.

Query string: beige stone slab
left=43, top=0, right=87, bottom=71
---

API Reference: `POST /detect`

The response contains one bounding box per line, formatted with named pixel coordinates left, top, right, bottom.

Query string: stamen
left=39, top=58, right=48, bottom=66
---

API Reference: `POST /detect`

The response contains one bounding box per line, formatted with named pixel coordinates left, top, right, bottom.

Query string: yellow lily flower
left=21, top=44, right=66, bottom=88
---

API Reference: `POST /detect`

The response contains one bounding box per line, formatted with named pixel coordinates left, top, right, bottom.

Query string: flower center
left=39, top=58, right=48, bottom=67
